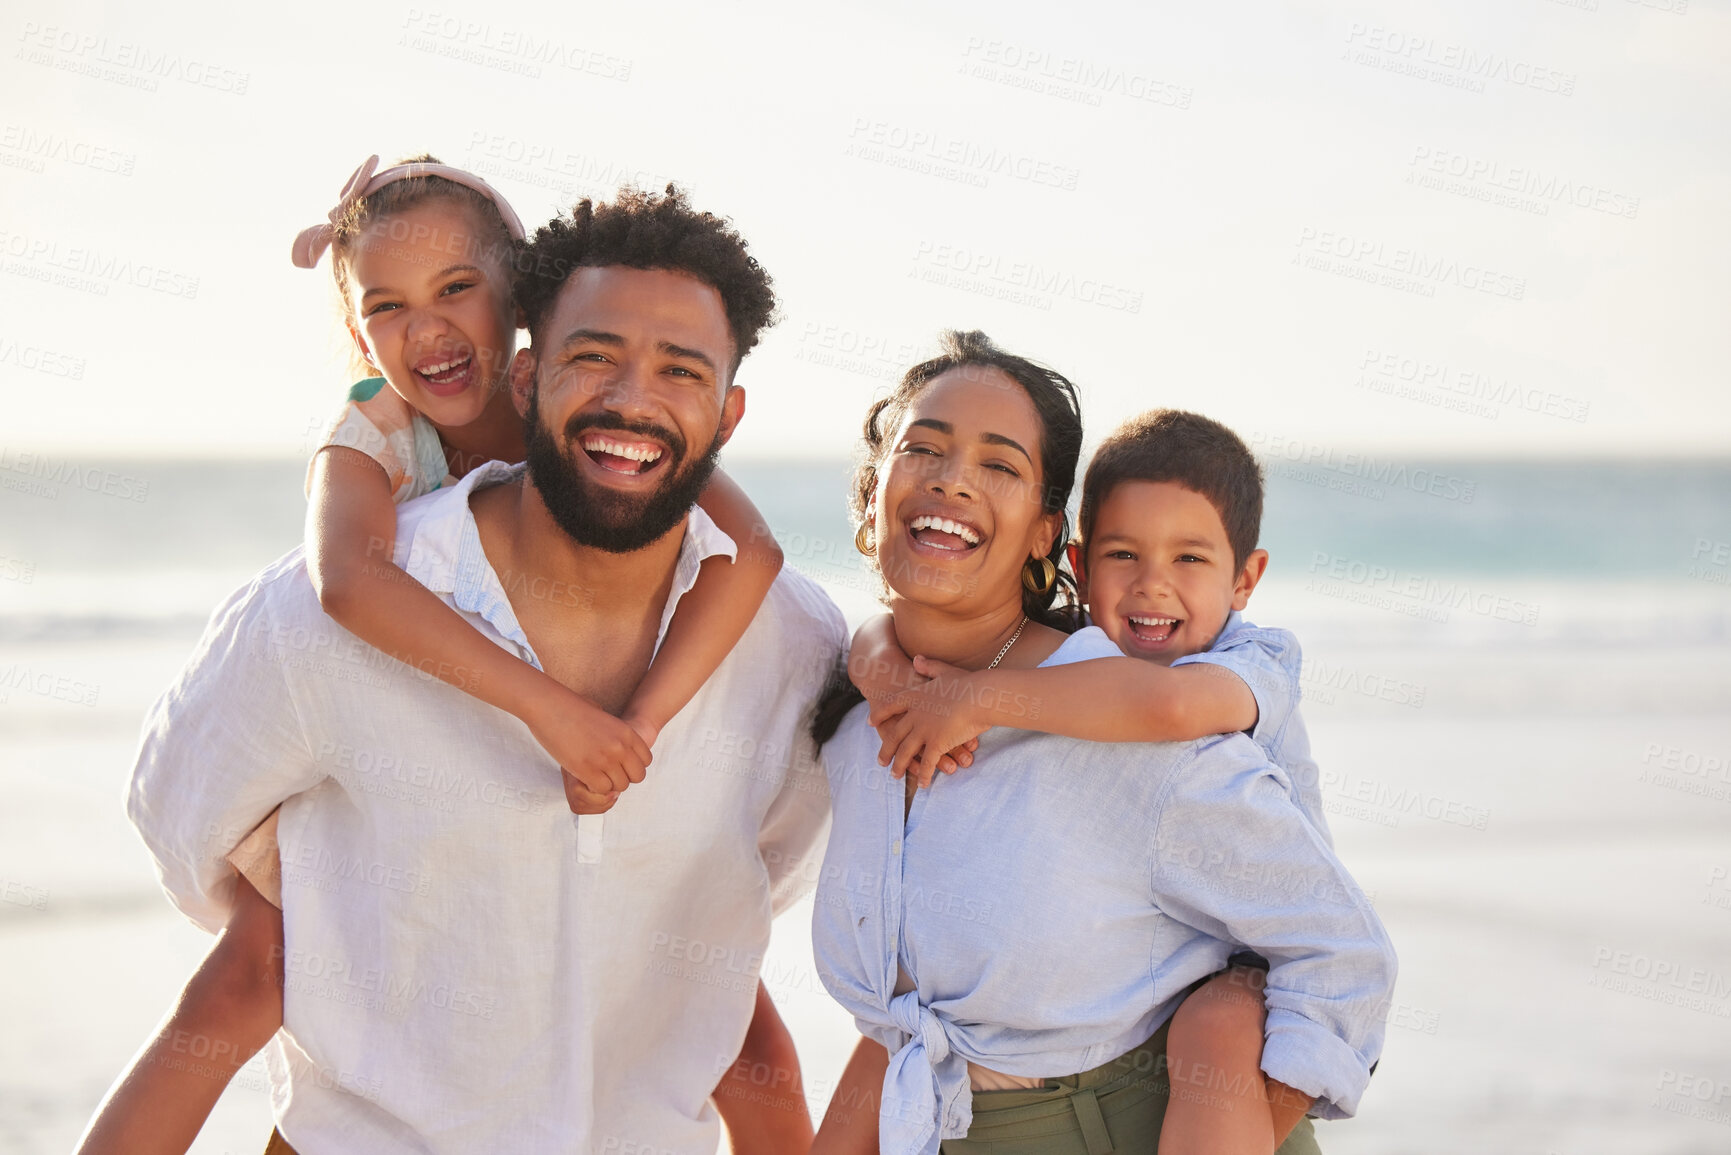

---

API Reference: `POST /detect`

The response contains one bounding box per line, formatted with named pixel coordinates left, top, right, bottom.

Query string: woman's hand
left=869, top=658, right=986, bottom=787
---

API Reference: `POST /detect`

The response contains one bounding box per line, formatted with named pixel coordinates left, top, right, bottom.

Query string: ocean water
left=2, top=457, right=1729, bottom=1153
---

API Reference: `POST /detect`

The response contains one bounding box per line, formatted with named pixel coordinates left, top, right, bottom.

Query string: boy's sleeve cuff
left=1259, top=1007, right=1373, bottom=1121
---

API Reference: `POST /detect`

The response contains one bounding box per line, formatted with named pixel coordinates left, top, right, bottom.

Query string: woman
left=808, top=331, right=1393, bottom=1154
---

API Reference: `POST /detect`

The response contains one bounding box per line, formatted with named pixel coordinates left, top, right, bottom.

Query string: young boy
left=851, top=408, right=1344, bottom=1153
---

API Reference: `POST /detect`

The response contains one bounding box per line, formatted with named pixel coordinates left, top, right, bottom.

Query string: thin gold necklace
left=987, top=615, right=1029, bottom=670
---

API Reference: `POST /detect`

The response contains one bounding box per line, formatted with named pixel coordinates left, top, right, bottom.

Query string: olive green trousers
left=941, top=1017, right=1321, bottom=1155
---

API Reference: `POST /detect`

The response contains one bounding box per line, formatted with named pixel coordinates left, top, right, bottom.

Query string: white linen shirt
left=812, top=627, right=1397, bottom=1155
left=127, top=462, right=845, bottom=1154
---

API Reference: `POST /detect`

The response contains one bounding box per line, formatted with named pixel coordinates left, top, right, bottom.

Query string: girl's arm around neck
left=306, top=446, right=650, bottom=799
left=621, top=469, right=783, bottom=741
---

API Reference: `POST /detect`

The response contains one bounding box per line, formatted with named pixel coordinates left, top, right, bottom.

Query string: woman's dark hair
left=812, top=329, right=1085, bottom=747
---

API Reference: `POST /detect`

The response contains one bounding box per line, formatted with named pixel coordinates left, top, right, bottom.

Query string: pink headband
left=291, top=154, right=527, bottom=269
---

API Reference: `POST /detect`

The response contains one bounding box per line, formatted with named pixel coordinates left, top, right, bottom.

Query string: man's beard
left=523, top=385, right=724, bottom=554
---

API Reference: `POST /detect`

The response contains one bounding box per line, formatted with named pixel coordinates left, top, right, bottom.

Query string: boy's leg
left=1157, top=965, right=1297, bottom=1155
left=74, top=876, right=286, bottom=1155
left=713, top=981, right=814, bottom=1154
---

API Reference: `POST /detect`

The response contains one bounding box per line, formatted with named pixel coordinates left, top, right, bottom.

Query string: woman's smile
left=873, top=366, right=1054, bottom=609
left=903, top=507, right=986, bottom=554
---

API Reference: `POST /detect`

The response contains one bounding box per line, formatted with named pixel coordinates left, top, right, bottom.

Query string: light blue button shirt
left=1176, top=612, right=1331, bottom=845
left=812, top=627, right=1397, bottom=1155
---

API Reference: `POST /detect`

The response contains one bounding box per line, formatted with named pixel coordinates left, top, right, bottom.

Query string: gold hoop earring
left=1022, top=556, right=1057, bottom=595
left=855, top=523, right=876, bottom=556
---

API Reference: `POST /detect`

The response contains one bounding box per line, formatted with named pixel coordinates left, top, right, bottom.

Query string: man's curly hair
left=513, top=184, right=777, bottom=372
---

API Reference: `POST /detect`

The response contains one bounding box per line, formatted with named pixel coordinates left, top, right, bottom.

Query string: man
left=128, top=187, right=844, bottom=1153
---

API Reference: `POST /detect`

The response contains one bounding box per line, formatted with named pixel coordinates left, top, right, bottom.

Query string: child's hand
left=562, top=777, right=619, bottom=815
left=868, top=660, right=988, bottom=788
left=526, top=685, right=653, bottom=798
left=621, top=712, right=661, bottom=753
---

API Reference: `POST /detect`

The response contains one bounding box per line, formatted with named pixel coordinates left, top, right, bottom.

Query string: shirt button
left=891, top=841, right=901, bottom=855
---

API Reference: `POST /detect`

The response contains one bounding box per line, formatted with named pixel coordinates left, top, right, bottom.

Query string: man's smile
left=579, top=433, right=668, bottom=476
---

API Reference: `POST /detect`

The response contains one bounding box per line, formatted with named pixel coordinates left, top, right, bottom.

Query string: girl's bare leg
left=74, top=877, right=284, bottom=1155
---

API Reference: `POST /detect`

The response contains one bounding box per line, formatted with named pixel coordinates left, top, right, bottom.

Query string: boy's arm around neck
left=931, top=654, right=1259, bottom=742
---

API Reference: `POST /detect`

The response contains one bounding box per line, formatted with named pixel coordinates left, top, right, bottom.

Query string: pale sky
left=3, top=0, right=1726, bottom=459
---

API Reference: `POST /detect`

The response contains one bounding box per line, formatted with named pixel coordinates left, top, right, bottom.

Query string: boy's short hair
left=1078, top=409, right=1263, bottom=569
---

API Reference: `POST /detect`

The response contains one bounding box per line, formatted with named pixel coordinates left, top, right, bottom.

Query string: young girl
left=76, top=156, right=810, bottom=1155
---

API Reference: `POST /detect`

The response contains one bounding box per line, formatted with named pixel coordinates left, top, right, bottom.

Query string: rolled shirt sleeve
left=1150, top=733, right=1397, bottom=1118
left=126, top=559, right=325, bottom=933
